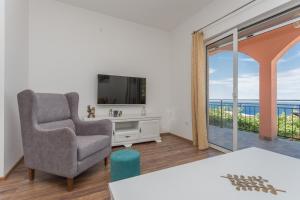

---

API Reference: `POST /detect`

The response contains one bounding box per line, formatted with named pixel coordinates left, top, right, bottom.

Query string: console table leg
left=155, top=139, right=162, bottom=143
left=124, top=144, right=132, bottom=148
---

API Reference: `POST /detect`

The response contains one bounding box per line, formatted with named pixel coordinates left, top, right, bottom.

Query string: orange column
left=259, top=59, right=277, bottom=140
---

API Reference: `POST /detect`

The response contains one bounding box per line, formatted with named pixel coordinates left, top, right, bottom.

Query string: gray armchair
left=17, top=90, right=112, bottom=191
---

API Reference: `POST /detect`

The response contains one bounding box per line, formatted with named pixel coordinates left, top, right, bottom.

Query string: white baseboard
left=0, top=156, right=23, bottom=181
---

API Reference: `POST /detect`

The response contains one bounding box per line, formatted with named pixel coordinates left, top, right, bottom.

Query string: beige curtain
left=191, top=32, right=209, bottom=150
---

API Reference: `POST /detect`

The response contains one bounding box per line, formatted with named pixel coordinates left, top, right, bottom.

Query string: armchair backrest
left=35, top=93, right=71, bottom=123
left=17, top=90, right=79, bottom=151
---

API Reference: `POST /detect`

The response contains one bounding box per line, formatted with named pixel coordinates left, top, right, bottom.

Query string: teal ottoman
left=110, top=149, right=141, bottom=182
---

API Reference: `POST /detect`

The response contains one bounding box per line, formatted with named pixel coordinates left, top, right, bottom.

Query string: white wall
left=28, top=0, right=172, bottom=132
left=3, top=0, right=29, bottom=175
left=0, top=0, right=295, bottom=176
left=169, top=0, right=292, bottom=140
left=0, top=0, right=5, bottom=177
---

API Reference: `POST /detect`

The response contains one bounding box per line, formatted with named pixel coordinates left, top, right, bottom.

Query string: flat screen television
left=97, top=74, right=146, bottom=105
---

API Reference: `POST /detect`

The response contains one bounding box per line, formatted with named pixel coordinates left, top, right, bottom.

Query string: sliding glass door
left=206, top=7, right=300, bottom=158
left=207, top=29, right=238, bottom=151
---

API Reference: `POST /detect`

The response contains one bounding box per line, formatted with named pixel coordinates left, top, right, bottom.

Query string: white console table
left=84, top=114, right=161, bottom=147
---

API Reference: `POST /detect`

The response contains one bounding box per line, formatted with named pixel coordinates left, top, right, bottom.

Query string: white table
left=109, top=147, right=300, bottom=200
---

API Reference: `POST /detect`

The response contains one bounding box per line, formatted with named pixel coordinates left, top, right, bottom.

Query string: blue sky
left=209, top=42, right=300, bottom=100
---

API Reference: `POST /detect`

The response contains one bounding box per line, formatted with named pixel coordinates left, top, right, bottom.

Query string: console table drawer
left=115, top=133, right=139, bottom=142
left=85, top=115, right=161, bottom=147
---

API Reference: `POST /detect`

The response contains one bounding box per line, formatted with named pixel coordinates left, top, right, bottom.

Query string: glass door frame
left=205, top=28, right=238, bottom=152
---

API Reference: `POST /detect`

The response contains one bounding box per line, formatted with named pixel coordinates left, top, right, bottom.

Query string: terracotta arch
left=238, top=52, right=259, bottom=65
left=208, top=48, right=260, bottom=66
left=208, top=48, right=232, bottom=56
left=236, top=24, right=300, bottom=140
left=272, top=35, right=300, bottom=65
left=209, top=24, right=300, bottom=140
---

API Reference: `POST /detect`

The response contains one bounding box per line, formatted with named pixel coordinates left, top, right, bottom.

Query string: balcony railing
left=209, top=99, right=300, bottom=140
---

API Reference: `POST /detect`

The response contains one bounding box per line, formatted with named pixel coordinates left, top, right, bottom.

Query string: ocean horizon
left=209, top=99, right=300, bottom=116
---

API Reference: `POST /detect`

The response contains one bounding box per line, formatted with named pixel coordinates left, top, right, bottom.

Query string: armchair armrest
left=65, top=92, right=112, bottom=137
left=28, top=127, right=77, bottom=178
left=74, top=119, right=112, bottom=137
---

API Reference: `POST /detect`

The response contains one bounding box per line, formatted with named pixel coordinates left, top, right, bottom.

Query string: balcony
left=209, top=99, right=300, bottom=158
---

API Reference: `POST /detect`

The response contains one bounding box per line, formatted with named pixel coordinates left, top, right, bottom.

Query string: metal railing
left=209, top=99, right=300, bottom=140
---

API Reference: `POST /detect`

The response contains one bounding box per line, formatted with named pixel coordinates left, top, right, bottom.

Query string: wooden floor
left=0, top=134, right=221, bottom=200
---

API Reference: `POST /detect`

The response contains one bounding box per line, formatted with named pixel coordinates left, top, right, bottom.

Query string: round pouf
left=110, top=149, right=141, bottom=182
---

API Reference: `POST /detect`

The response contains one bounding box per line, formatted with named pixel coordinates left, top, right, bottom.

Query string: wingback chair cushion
left=77, top=135, right=110, bottom=160
left=36, top=93, right=71, bottom=123
left=39, top=119, right=76, bottom=132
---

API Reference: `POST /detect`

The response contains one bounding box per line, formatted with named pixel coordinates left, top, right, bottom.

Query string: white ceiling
left=57, top=0, right=212, bottom=30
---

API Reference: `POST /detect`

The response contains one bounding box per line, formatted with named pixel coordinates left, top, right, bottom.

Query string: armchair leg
left=28, top=168, right=35, bottom=181
left=67, top=178, right=74, bottom=191
left=104, top=157, right=109, bottom=168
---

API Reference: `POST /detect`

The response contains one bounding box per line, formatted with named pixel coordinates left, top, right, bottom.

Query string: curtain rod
left=193, top=0, right=256, bottom=34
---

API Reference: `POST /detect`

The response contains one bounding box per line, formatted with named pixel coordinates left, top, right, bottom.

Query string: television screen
left=97, top=74, right=146, bottom=104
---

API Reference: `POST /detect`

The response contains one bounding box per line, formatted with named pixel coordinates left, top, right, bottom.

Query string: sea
left=209, top=100, right=300, bottom=116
